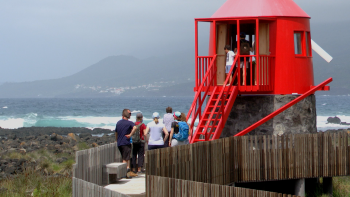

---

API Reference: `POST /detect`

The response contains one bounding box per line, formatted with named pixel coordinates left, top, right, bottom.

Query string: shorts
left=148, top=144, right=164, bottom=150
left=225, top=65, right=231, bottom=74
left=118, top=144, right=131, bottom=161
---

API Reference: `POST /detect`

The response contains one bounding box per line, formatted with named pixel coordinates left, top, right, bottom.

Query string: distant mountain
left=0, top=55, right=195, bottom=98
left=0, top=20, right=348, bottom=97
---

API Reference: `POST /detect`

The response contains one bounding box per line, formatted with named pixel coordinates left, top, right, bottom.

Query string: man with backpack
left=131, top=112, right=146, bottom=174
left=234, top=32, right=253, bottom=85
left=169, top=111, right=189, bottom=147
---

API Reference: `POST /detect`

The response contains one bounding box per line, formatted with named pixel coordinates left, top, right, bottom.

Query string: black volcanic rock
left=0, top=127, right=113, bottom=138
left=327, top=116, right=341, bottom=124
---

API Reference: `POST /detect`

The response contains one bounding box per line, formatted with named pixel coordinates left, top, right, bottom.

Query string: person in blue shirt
left=115, top=109, right=137, bottom=176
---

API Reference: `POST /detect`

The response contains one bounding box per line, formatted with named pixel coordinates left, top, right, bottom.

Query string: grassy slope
left=0, top=142, right=89, bottom=197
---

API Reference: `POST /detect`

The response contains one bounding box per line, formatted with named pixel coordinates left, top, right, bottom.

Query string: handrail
left=187, top=55, right=217, bottom=136
left=203, top=55, right=239, bottom=140
left=234, top=77, right=333, bottom=136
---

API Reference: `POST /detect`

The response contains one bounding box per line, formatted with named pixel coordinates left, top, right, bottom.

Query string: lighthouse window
left=294, top=32, right=302, bottom=55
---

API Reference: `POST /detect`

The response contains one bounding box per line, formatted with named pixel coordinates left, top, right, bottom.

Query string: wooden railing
left=146, top=175, right=301, bottom=197
left=72, top=177, right=130, bottom=197
left=72, top=143, right=130, bottom=197
left=146, top=131, right=350, bottom=184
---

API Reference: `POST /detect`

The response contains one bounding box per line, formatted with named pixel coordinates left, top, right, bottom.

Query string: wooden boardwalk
left=72, top=131, right=350, bottom=196
left=145, top=131, right=350, bottom=196
left=72, top=142, right=130, bottom=197
left=147, top=175, right=302, bottom=197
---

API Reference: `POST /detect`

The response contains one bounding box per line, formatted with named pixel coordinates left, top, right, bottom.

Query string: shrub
left=77, top=142, right=90, bottom=150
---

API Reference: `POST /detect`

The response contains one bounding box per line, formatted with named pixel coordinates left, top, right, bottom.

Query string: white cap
left=152, top=112, right=160, bottom=119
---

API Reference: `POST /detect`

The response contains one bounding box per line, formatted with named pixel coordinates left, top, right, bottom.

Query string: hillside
left=0, top=55, right=195, bottom=98
left=0, top=20, right=349, bottom=97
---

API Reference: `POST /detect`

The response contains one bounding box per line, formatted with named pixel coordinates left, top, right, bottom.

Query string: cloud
left=0, top=0, right=348, bottom=82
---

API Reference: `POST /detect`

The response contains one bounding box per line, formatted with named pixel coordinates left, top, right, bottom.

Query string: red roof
left=211, top=0, right=310, bottom=18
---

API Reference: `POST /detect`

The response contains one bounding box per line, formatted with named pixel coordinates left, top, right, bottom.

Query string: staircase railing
left=202, top=55, right=239, bottom=141
left=187, top=55, right=217, bottom=138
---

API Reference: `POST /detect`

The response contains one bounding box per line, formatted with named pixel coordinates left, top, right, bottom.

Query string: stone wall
left=221, top=94, right=317, bottom=137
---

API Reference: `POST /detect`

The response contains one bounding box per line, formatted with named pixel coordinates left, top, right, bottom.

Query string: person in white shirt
left=224, top=45, right=236, bottom=85
left=144, top=112, right=169, bottom=150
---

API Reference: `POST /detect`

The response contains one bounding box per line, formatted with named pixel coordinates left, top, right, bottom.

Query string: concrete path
left=104, top=173, right=146, bottom=196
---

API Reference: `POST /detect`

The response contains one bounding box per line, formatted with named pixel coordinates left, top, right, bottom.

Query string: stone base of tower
left=221, top=95, right=317, bottom=137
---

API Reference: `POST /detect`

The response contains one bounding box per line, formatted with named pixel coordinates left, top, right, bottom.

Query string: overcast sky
left=0, top=0, right=349, bottom=83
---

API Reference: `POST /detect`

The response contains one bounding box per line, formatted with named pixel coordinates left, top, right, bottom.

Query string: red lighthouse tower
left=188, top=0, right=332, bottom=143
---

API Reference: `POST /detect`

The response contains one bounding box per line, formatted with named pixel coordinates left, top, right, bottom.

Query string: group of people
left=114, top=107, right=190, bottom=178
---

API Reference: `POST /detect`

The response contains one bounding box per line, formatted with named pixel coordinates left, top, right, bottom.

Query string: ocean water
left=0, top=97, right=193, bottom=131
left=0, top=95, right=349, bottom=131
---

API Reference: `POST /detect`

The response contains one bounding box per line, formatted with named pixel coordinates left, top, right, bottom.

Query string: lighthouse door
left=216, top=24, right=228, bottom=85
left=259, top=23, right=269, bottom=55
left=258, top=22, right=272, bottom=87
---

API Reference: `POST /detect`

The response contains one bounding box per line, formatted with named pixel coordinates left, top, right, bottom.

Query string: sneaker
left=128, top=171, right=138, bottom=177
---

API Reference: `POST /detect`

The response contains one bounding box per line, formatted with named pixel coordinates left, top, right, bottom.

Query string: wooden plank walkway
left=72, top=142, right=131, bottom=197
left=145, top=131, right=350, bottom=184
left=147, top=175, right=301, bottom=197
left=73, top=177, right=130, bottom=197
left=73, top=142, right=122, bottom=185
left=73, top=132, right=350, bottom=196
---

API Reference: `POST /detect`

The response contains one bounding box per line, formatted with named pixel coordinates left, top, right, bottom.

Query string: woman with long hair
left=144, top=112, right=169, bottom=150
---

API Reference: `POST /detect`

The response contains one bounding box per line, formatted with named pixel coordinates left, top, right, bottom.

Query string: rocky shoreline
left=0, top=127, right=113, bottom=138
left=0, top=127, right=348, bottom=182
left=0, top=128, right=116, bottom=182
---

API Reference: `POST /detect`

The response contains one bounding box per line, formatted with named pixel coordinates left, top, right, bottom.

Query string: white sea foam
left=317, top=115, right=350, bottom=131
left=0, top=118, right=24, bottom=129
left=131, top=110, right=142, bottom=113
left=2, top=106, right=8, bottom=109
left=1, top=114, right=349, bottom=132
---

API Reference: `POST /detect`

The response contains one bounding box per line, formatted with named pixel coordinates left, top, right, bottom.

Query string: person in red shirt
left=132, top=112, right=147, bottom=173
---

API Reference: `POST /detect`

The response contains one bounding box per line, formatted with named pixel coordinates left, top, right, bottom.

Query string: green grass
left=306, top=177, right=350, bottom=197
left=0, top=169, right=72, bottom=197
left=0, top=147, right=76, bottom=196
left=333, top=176, right=350, bottom=197
left=77, top=142, right=90, bottom=150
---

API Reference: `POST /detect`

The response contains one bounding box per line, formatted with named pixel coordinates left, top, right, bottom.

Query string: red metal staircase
left=187, top=53, right=333, bottom=143
left=188, top=56, right=239, bottom=143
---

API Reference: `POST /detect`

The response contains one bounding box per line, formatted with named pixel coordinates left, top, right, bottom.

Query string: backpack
left=131, top=123, right=144, bottom=143
left=240, top=40, right=250, bottom=55
left=174, top=121, right=189, bottom=142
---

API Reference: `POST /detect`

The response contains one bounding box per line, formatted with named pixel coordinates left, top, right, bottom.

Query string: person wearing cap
left=115, top=109, right=138, bottom=177
left=234, top=32, right=253, bottom=85
left=131, top=112, right=147, bottom=174
left=163, top=106, right=174, bottom=147
left=169, top=111, right=190, bottom=147
left=144, top=112, right=169, bottom=150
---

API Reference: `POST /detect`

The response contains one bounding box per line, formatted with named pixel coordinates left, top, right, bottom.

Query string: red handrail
left=203, top=55, right=239, bottom=140
left=235, top=77, right=333, bottom=136
left=187, top=55, right=217, bottom=135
